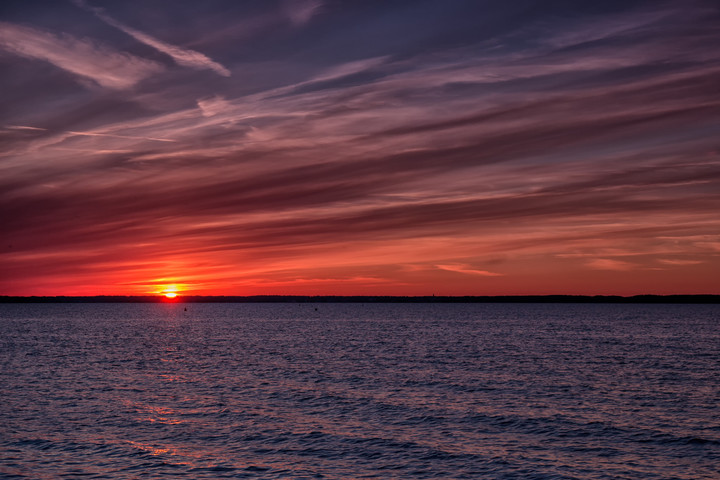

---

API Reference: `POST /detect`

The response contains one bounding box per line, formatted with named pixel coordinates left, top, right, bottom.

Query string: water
left=1, top=303, right=718, bottom=479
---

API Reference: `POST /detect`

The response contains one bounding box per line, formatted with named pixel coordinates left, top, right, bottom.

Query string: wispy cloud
left=5, top=125, right=47, bottom=131
left=67, top=131, right=176, bottom=143
left=74, top=0, right=230, bottom=77
left=586, top=259, right=635, bottom=271
left=658, top=259, right=703, bottom=266
left=197, top=96, right=232, bottom=117
left=283, top=0, right=323, bottom=26
left=307, top=56, right=388, bottom=84
left=0, top=21, right=162, bottom=89
left=543, top=6, right=674, bottom=48
left=435, top=264, right=504, bottom=276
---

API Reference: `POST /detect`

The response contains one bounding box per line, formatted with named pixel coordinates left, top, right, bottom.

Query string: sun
left=157, top=284, right=181, bottom=299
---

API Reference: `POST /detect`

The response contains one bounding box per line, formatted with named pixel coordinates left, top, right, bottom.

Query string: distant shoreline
left=1, top=295, right=718, bottom=304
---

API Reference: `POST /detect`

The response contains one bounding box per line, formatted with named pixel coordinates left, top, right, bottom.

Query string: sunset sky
left=1, top=0, right=719, bottom=296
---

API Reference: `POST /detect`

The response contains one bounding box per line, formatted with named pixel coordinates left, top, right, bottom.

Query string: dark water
left=1, top=303, right=718, bottom=479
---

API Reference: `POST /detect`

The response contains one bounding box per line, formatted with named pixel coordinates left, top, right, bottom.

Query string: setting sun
left=157, top=284, right=182, bottom=298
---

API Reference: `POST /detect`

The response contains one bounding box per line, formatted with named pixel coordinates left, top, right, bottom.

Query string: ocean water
left=0, top=303, right=718, bottom=479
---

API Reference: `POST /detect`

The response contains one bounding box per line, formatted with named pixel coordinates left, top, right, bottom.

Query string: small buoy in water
left=184, top=307, right=187, bottom=311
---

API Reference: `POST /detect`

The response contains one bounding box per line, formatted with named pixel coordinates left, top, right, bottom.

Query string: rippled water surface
left=1, top=303, right=719, bottom=479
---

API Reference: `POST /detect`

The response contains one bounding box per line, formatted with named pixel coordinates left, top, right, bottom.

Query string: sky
left=1, top=0, right=719, bottom=297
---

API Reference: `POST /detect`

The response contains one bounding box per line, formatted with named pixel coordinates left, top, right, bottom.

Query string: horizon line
left=1, top=294, right=718, bottom=304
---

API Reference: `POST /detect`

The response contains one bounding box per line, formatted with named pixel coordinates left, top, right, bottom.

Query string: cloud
left=586, top=259, right=635, bottom=271
left=67, top=131, right=176, bottom=143
left=658, top=259, right=703, bottom=266
left=435, top=264, right=503, bottom=276
left=283, top=0, right=323, bottom=26
left=197, top=96, right=232, bottom=117
left=543, top=6, right=674, bottom=49
left=0, top=22, right=162, bottom=89
left=75, top=0, right=230, bottom=77
left=5, top=125, right=47, bottom=131
left=307, top=56, right=389, bottom=83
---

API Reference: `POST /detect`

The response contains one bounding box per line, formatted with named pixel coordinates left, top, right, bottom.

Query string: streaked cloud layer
left=0, top=21, right=162, bottom=89
left=1, top=0, right=718, bottom=296
left=73, top=0, right=231, bottom=77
